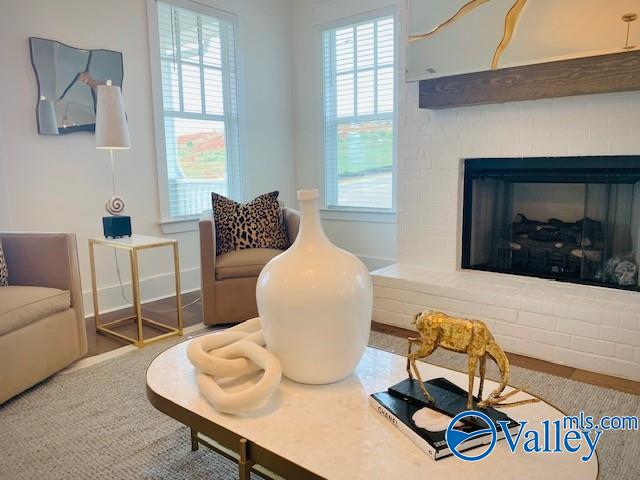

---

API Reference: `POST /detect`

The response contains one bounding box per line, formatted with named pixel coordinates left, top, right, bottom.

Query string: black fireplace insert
left=461, top=156, right=640, bottom=291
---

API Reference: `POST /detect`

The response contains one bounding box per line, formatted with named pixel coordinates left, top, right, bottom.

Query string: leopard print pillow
left=0, top=240, right=8, bottom=286
left=212, top=191, right=289, bottom=256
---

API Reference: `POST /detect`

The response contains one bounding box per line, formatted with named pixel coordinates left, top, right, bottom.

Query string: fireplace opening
left=461, top=157, right=640, bottom=291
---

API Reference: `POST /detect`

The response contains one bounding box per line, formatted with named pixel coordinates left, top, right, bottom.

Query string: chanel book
left=369, top=377, right=519, bottom=460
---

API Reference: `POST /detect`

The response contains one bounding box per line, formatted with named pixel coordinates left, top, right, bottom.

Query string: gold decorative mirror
left=407, top=0, right=640, bottom=82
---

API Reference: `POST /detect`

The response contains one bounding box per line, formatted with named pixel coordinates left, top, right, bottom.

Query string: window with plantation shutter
left=152, top=1, right=240, bottom=220
left=322, top=15, right=395, bottom=211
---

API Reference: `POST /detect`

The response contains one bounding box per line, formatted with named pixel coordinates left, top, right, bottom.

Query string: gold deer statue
left=406, top=311, right=539, bottom=409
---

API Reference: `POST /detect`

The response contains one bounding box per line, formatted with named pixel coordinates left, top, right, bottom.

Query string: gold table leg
left=89, top=240, right=100, bottom=330
left=130, top=249, right=143, bottom=347
left=173, top=242, right=183, bottom=335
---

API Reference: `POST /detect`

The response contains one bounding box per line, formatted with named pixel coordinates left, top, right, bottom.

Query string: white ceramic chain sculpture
left=186, top=318, right=282, bottom=414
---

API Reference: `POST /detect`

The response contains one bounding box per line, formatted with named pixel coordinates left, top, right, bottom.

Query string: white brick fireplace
left=372, top=81, right=640, bottom=381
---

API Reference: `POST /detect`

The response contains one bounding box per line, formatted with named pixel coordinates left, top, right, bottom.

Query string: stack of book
left=369, top=377, right=519, bottom=460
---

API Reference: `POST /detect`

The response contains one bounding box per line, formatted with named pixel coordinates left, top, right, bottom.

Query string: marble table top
left=146, top=340, right=598, bottom=480
left=90, top=234, right=176, bottom=249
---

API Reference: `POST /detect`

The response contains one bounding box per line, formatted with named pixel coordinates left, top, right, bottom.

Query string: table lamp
left=95, top=80, right=131, bottom=238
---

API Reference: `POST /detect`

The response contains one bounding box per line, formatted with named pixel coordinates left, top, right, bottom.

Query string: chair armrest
left=199, top=211, right=218, bottom=324
left=0, top=232, right=87, bottom=354
left=199, top=209, right=217, bottom=264
left=283, top=207, right=300, bottom=245
left=0, top=232, right=82, bottom=301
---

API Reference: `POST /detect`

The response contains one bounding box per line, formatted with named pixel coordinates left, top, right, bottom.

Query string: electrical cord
left=182, top=296, right=201, bottom=309
left=112, top=249, right=201, bottom=311
left=113, top=249, right=131, bottom=305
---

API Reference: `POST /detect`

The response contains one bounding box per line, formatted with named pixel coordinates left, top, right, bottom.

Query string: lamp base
left=103, top=216, right=132, bottom=238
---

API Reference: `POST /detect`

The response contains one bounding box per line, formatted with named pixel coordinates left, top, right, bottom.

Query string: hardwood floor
left=84, top=293, right=639, bottom=396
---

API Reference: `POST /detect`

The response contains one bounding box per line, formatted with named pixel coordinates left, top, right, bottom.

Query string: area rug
left=0, top=329, right=638, bottom=479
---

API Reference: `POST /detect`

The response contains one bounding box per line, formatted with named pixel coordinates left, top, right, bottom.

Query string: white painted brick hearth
left=373, top=34, right=640, bottom=380
left=372, top=265, right=640, bottom=381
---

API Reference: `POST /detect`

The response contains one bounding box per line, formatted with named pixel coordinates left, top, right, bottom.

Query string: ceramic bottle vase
left=256, top=189, right=373, bottom=384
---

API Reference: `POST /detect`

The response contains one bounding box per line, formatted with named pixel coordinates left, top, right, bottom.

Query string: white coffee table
left=146, top=341, right=598, bottom=480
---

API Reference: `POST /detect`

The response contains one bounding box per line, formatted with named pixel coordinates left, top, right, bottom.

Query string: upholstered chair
left=0, top=232, right=88, bottom=404
left=199, top=208, right=300, bottom=325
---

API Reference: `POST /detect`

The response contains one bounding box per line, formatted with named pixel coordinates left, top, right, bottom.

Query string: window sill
left=160, top=217, right=199, bottom=234
left=320, top=208, right=396, bottom=224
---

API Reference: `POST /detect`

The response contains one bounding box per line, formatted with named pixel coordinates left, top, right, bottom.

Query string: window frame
left=147, top=0, right=244, bottom=230
left=319, top=8, right=398, bottom=215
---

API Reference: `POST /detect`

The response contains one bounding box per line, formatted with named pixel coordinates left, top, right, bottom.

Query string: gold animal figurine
left=406, top=311, right=539, bottom=409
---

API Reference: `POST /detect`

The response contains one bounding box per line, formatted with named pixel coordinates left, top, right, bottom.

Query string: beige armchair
left=0, top=232, right=87, bottom=404
left=199, top=208, right=300, bottom=325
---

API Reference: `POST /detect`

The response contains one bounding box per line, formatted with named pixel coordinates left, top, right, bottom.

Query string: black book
left=369, top=377, right=519, bottom=460
left=388, top=377, right=517, bottom=428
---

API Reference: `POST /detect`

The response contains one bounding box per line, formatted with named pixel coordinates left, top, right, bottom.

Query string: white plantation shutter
left=155, top=2, right=240, bottom=219
left=323, top=16, right=395, bottom=210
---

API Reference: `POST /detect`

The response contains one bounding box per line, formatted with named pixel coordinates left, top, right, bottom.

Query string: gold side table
left=89, top=235, right=183, bottom=347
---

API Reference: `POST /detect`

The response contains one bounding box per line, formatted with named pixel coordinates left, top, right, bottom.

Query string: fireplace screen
left=461, top=157, right=640, bottom=291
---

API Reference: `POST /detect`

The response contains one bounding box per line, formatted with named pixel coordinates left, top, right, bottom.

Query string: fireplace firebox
left=461, top=157, right=640, bottom=291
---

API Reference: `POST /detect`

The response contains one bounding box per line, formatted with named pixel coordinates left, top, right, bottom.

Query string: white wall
left=291, top=0, right=397, bottom=269
left=0, top=0, right=296, bottom=315
left=0, top=30, right=11, bottom=230
left=0, top=122, right=11, bottom=230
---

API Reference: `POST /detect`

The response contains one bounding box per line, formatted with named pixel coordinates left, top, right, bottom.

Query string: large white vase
left=256, top=189, right=373, bottom=384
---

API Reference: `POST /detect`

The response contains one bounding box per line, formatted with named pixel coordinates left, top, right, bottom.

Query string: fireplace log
left=570, top=249, right=602, bottom=262
left=512, top=214, right=602, bottom=245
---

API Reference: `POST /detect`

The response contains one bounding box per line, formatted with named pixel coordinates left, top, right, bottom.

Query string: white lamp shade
left=95, top=84, right=131, bottom=149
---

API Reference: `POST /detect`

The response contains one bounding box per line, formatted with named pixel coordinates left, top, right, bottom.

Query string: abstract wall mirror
left=29, top=37, right=123, bottom=135
left=406, top=0, right=640, bottom=81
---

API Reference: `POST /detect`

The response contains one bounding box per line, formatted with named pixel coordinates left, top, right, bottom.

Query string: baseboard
left=82, top=255, right=392, bottom=316
left=82, top=266, right=201, bottom=317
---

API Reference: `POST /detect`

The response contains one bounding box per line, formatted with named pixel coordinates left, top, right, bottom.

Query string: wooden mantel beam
left=418, top=50, right=640, bottom=110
